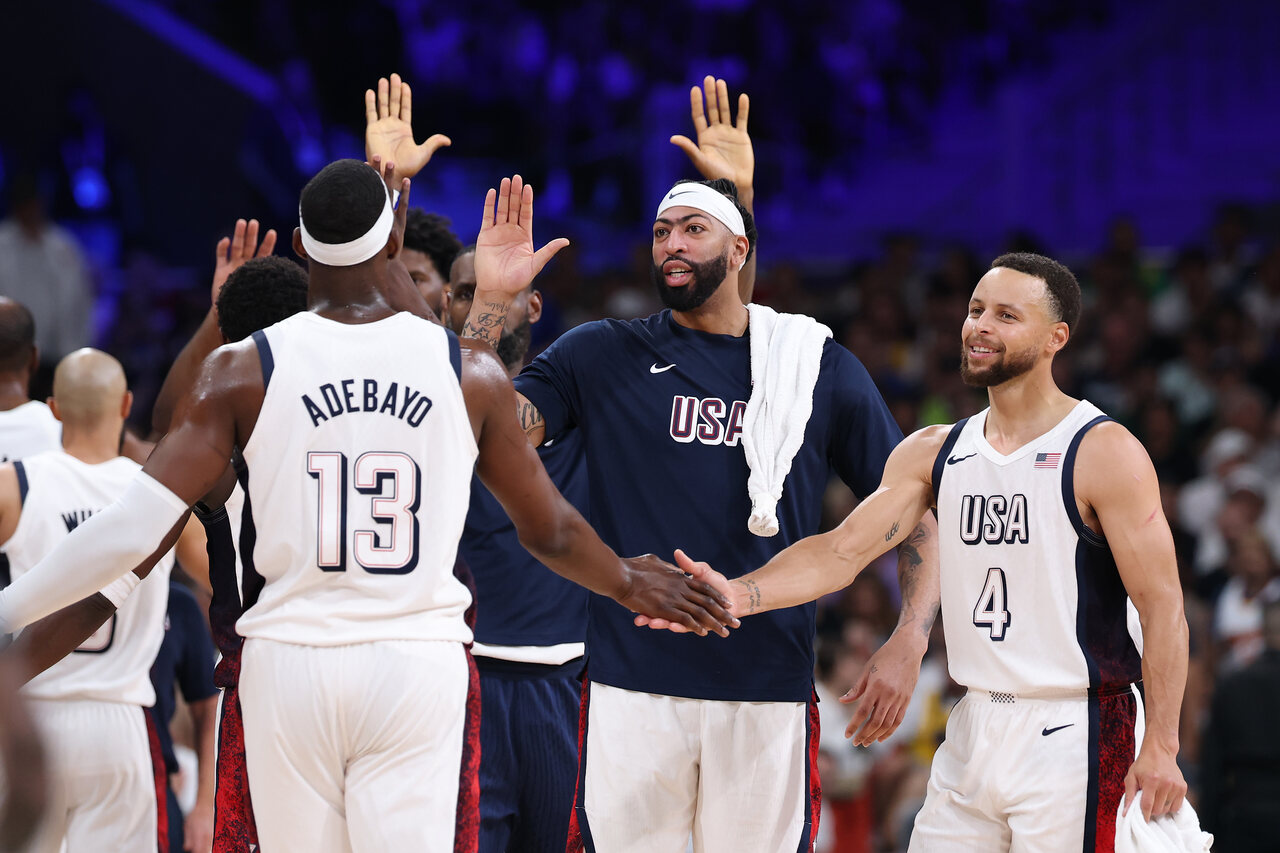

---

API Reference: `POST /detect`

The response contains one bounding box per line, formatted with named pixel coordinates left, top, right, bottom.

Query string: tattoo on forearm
left=517, top=400, right=544, bottom=438
left=896, top=522, right=938, bottom=637
left=884, top=520, right=900, bottom=542
left=737, top=578, right=762, bottom=615
left=461, top=300, right=509, bottom=347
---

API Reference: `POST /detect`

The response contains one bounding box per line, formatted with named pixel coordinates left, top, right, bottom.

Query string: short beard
left=651, top=252, right=728, bottom=312
left=959, top=343, right=1038, bottom=387
left=495, top=317, right=533, bottom=371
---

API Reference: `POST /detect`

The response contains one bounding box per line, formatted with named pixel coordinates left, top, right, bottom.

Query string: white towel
left=742, top=303, right=833, bottom=537
left=1114, top=798, right=1213, bottom=853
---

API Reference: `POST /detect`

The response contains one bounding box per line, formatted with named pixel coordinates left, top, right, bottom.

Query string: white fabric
left=16, top=698, right=157, bottom=853
left=935, top=400, right=1139, bottom=693
left=0, top=469, right=186, bottom=633
left=99, top=571, right=142, bottom=608
left=1114, top=799, right=1213, bottom=853
left=0, top=400, right=61, bottom=462
left=655, top=183, right=746, bottom=237
left=470, top=640, right=584, bottom=665
left=741, top=303, right=832, bottom=537
left=583, top=682, right=812, bottom=853
left=236, top=311, right=477, bottom=646
left=7, top=453, right=173, bottom=705
left=239, top=637, right=469, bottom=853
left=299, top=182, right=394, bottom=267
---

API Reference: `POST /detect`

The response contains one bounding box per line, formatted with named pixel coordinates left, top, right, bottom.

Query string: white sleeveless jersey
left=932, top=400, right=1141, bottom=694
left=235, top=312, right=478, bottom=646
left=4, top=452, right=173, bottom=705
left=0, top=400, right=60, bottom=462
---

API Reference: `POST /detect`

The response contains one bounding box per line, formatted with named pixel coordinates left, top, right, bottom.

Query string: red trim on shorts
left=454, top=649, right=482, bottom=853
left=797, top=689, right=822, bottom=852
left=565, top=674, right=593, bottom=853
left=1089, top=688, right=1138, bottom=852
left=213, top=679, right=259, bottom=853
left=144, top=708, right=171, bottom=853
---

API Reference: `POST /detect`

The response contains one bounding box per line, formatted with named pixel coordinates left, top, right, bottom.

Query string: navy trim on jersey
left=251, top=330, right=274, bottom=390
left=1083, top=690, right=1101, bottom=853
left=1061, top=415, right=1112, bottom=548
left=446, top=328, right=462, bottom=382
left=930, top=417, right=969, bottom=507
left=235, top=466, right=266, bottom=612
left=13, top=460, right=28, bottom=506
left=70, top=615, right=116, bottom=654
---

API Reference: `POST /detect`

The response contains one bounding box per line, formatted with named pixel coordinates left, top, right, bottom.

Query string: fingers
left=229, top=218, right=248, bottom=262
left=519, top=181, right=534, bottom=230
left=242, top=219, right=260, bottom=260
left=377, top=76, right=389, bottom=119
left=1122, top=769, right=1137, bottom=816
left=257, top=228, right=278, bottom=258
left=689, top=84, right=708, bottom=133
left=531, top=238, right=571, bottom=277
left=716, top=78, right=732, bottom=125
left=214, top=236, right=231, bottom=266
left=389, top=72, right=402, bottom=121
left=480, top=188, right=497, bottom=232
left=683, top=583, right=737, bottom=630
left=364, top=88, right=378, bottom=126
left=673, top=548, right=699, bottom=574
left=737, top=92, right=749, bottom=131
left=702, top=75, right=719, bottom=124
left=401, top=80, right=412, bottom=126
left=669, top=135, right=701, bottom=162
left=494, top=176, right=513, bottom=225
left=843, top=688, right=876, bottom=741
left=839, top=672, right=868, bottom=704
left=423, top=133, right=452, bottom=156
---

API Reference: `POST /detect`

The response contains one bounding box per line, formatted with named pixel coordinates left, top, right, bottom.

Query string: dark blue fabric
left=461, top=428, right=589, bottom=647
left=149, top=582, right=218, bottom=774
left=514, top=310, right=902, bottom=702
left=477, top=659, right=582, bottom=853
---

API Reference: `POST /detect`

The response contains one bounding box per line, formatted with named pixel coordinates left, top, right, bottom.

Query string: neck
left=0, top=375, right=30, bottom=411
left=670, top=279, right=748, bottom=336
left=982, top=366, right=1078, bottom=451
left=306, top=264, right=397, bottom=323
left=61, top=425, right=123, bottom=465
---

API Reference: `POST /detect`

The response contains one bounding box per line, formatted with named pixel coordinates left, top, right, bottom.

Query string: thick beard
left=651, top=252, right=729, bottom=312
left=495, top=317, right=533, bottom=371
left=959, top=342, right=1038, bottom=387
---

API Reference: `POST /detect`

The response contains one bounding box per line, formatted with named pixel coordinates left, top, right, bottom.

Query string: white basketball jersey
left=4, top=452, right=173, bottom=705
left=235, top=311, right=478, bottom=646
left=0, top=400, right=60, bottom=462
left=932, top=400, right=1141, bottom=694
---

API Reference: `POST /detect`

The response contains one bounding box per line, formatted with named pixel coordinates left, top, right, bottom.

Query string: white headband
left=655, top=183, right=746, bottom=238
left=298, top=182, right=394, bottom=267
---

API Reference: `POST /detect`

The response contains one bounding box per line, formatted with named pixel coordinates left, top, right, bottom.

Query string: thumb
left=422, top=134, right=452, bottom=155
left=1123, top=770, right=1137, bottom=816
left=673, top=548, right=701, bottom=575
left=531, top=238, right=571, bottom=276
left=840, top=670, right=869, bottom=704
left=670, top=135, right=702, bottom=162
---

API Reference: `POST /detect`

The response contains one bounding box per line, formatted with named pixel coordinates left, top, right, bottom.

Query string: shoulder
left=818, top=339, right=875, bottom=388
left=899, top=423, right=954, bottom=465
left=1074, top=419, right=1150, bottom=473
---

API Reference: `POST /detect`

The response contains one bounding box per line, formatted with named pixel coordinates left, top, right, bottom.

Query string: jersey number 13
left=307, top=451, right=421, bottom=574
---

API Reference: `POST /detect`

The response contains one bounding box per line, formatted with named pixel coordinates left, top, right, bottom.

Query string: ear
left=732, top=235, right=750, bottom=269
left=292, top=227, right=308, bottom=260
left=384, top=229, right=402, bottom=261
left=526, top=289, right=543, bottom=325
left=121, top=389, right=134, bottom=420
left=1047, top=322, right=1070, bottom=354
left=47, top=397, right=61, bottom=422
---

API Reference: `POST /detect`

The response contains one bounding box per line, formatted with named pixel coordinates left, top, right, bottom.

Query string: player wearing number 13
left=0, top=159, right=735, bottom=853
left=677, top=254, right=1191, bottom=851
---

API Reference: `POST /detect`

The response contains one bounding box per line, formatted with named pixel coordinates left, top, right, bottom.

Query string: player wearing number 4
left=0, top=159, right=736, bottom=853
left=661, top=253, right=1195, bottom=851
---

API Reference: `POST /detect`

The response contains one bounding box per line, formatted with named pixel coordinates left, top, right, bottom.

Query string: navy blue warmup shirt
left=461, top=429, right=589, bottom=647
left=514, top=310, right=902, bottom=702
left=149, top=581, right=218, bottom=774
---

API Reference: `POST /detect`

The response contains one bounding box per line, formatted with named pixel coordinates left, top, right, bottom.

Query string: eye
left=969, top=307, right=982, bottom=317
left=654, top=227, right=668, bottom=238
left=1001, top=312, right=1017, bottom=321
left=688, top=224, right=704, bottom=233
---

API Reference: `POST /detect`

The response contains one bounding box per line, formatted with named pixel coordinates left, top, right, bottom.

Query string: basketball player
left=669, top=254, right=1189, bottom=850
left=0, top=297, right=60, bottom=463
left=0, top=160, right=736, bottom=852
left=0, top=348, right=205, bottom=852
left=460, top=175, right=938, bottom=853
left=403, top=209, right=463, bottom=319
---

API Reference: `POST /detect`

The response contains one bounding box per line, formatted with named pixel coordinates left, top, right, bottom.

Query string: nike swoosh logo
left=946, top=453, right=977, bottom=465
left=1041, top=724, right=1074, bottom=736
left=666, top=190, right=695, bottom=199
left=649, top=363, right=677, bottom=374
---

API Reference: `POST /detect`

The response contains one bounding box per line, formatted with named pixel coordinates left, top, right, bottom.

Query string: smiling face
left=960, top=266, right=1067, bottom=388
left=650, top=206, right=745, bottom=312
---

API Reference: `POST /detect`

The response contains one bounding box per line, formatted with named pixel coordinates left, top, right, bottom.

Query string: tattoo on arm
left=460, top=299, right=510, bottom=347
left=736, top=578, right=763, bottom=615
left=517, top=399, right=544, bottom=439
left=896, top=522, right=938, bottom=637
left=884, top=520, right=900, bottom=542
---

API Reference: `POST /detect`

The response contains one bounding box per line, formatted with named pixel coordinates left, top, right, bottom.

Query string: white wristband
left=100, top=573, right=142, bottom=608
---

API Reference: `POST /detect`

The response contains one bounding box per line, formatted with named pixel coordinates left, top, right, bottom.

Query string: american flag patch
left=1034, top=452, right=1061, bottom=469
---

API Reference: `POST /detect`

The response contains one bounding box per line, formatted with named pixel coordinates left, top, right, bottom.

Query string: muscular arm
left=152, top=312, right=222, bottom=438
left=1077, top=423, right=1188, bottom=819
left=462, top=344, right=732, bottom=634
left=729, top=427, right=943, bottom=616
left=892, top=515, right=940, bottom=645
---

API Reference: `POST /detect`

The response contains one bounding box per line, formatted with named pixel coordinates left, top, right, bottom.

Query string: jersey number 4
left=307, top=451, right=421, bottom=574
left=972, top=567, right=1011, bottom=641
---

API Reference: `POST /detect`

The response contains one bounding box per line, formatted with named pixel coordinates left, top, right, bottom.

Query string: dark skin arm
left=0, top=656, right=46, bottom=849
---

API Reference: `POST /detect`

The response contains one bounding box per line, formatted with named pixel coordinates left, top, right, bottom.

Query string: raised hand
left=364, top=73, right=451, bottom=184
left=633, top=549, right=739, bottom=634
left=670, top=76, right=754, bottom=206
left=211, top=219, right=276, bottom=309
left=617, top=553, right=738, bottom=638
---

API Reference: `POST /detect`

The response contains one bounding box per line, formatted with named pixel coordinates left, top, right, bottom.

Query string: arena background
left=2, top=1, right=1279, bottom=849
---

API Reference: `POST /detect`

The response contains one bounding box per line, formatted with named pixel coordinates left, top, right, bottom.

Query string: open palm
left=364, top=74, right=450, bottom=183
left=474, top=175, right=569, bottom=299
left=670, top=76, right=754, bottom=193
